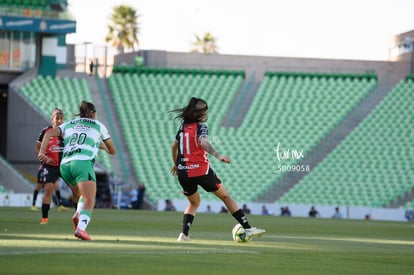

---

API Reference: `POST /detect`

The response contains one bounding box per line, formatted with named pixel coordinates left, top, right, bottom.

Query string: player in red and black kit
left=170, top=97, right=265, bottom=241
left=33, top=108, right=68, bottom=224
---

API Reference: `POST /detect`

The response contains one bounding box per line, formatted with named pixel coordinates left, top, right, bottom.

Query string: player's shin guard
left=181, top=214, right=194, bottom=236
left=41, top=204, right=50, bottom=219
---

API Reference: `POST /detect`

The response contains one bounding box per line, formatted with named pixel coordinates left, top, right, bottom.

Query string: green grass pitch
left=0, top=207, right=413, bottom=274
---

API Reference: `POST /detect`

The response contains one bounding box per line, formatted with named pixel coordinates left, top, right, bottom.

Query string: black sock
left=32, top=190, right=39, bottom=206
left=182, top=214, right=195, bottom=236
left=52, top=195, right=58, bottom=206
left=55, top=191, right=62, bottom=205
left=232, top=209, right=251, bottom=229
left=41, top=204, right=50, bottom=219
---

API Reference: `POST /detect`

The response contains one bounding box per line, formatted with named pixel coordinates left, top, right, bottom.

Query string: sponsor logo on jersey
left=177, top=164, right=200, bottom=170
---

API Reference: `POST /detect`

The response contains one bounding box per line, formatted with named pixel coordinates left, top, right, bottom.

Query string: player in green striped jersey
left=38, top=101, right=116, bottom=240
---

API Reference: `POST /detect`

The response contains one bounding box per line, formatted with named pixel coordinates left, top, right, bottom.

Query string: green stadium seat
left=20, top=76, right=113, bottom=171
left=278, top=77, right=414, bottom=207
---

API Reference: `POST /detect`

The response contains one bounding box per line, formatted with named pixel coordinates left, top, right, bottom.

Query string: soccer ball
left=232, top=223, right=252, bottom=243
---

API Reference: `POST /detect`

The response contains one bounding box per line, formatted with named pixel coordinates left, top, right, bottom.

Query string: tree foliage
left=191, top=32, right=219, bottom=54
left=105, top=5, right=140, bottom=53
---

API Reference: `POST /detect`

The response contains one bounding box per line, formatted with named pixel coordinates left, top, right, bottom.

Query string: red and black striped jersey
left=37, top=126, right=64, bottom=167
left=175, top=122, right=209, bottom=177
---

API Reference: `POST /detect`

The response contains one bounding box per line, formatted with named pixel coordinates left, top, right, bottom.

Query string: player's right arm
left=35, top=142, right=41, bottom=155
left=38, top=127, right=61, bottom=163
left=35, top=128, right=54, bottom=165
left=170, top=140, right=179, bottom=175
left=35, top=128, right=46, bottom=154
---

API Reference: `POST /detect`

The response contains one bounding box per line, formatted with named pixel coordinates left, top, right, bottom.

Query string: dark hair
left=170, top=97, right=208, bottom=123
left=51, top=108, right=64, bottom=119
left=76, top=100, right=96, bottom=118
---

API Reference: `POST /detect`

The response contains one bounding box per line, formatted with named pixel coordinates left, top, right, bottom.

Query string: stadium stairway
left=223, top=71, right=260, bottom=127
left=85, top=75, right=139, bottom=187
left=388, top=190, right=414, bottom=208
left=256, top=76, right=398, bottom=203
left=85, top=74, right=157, bottom=209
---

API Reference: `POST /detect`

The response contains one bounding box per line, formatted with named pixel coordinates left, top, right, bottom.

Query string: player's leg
left=60, top=163, right=82, bottom=230
left=177, top=191, right=200, bottom=241
left=31, top=183, right=42, bottom=210
left=41, top=166, right=63, bottom=223
left=184, top=191, right=200, bottom=215
left=177, top=178, right=199, bottom=241
left=40, top=181, right=54, bottom=224
left=55, top=181, right=69, bottom=211
left=69, top=185, right=80, bottom=206
left=73, top=160, right=96, bottom=240
left=69, top=185, right=81, bottom=229
left=213, top=184, right=265, bottom=238
left=199, top=168, right=249, bottom=225
left=32, top=167, right=44, bottom=210
left=74, top=180, right=95, bottom=240
left=54, top=181, right=67, bottom=211
left=213, top=184, right=251, bottom=225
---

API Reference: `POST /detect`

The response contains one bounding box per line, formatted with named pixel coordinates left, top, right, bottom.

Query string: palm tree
left=105, top=5, right=140, bottom=54
left=191, top=32, right=219, bottom=54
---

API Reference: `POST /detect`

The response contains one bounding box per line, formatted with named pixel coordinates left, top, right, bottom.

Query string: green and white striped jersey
left=58, top=118, right=110, bottom=165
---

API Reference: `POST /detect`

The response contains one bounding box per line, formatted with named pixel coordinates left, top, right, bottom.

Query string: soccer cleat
left=58, top=205, right=69, bottom=212
left=245, top=227, right=266, bottom=238
left=74, top=228, right=92, bottom=241
left=72, top=213, right=79, bottom=230
left=177, top=232, right=190, bottom=242
left=31, top=206, right=40, bottom=211
left=40, top=218, right=48, bottom=224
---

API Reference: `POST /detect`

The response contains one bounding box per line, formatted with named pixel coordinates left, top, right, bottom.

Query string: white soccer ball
left=232, top=223, right=252, bottom=243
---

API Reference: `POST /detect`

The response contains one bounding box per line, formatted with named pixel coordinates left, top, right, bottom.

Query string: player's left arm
left=101, top=138, right=116, bottom=155
left=99, top=124, right=116, bottom=155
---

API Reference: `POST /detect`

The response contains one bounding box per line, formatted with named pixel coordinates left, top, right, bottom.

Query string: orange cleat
left=40, top=218, right=48, bottom=224
left=74, top=228, right=92, bottom=241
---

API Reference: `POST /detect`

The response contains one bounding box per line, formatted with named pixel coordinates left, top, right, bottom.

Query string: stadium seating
left=109, top=69, right=376, bottom=203
left=19, top=75, right=113, bottom=171
left=277, top=77, right=414, bottom=208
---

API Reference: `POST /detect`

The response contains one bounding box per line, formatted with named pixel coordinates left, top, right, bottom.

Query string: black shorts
left=178, top=168, right=222, bottom=196
left=37, top=165, right=60, bottom=184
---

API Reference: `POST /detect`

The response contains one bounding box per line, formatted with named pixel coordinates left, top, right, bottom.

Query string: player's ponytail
left=76, top=100, right=96, bottom=118
left=170, top=97, right=208, bottom=123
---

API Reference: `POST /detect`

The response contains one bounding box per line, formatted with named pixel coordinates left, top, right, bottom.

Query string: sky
left=66, top=0, right=414, bottom=61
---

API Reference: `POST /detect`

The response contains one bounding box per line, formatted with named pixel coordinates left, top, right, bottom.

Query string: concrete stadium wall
left=6, top=70, right=47, bottom=182
left=116, top=50, right=410, bottom=84
left=157, top=199, right=411, bottom=222
left=0, top=156, right=34, bottom=193
left=6, top=91, right=46, bottom=163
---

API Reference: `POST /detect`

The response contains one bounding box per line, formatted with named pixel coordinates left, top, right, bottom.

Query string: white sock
left=77, top=210, right=91, bottom=231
